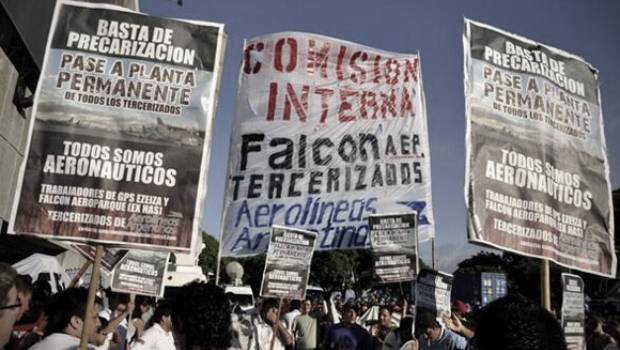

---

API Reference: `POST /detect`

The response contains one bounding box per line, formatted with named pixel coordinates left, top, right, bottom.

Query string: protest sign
left=369, top=213, right=418, bottom=283
left=10, top=0, right=226, bottom=251
left=111, top=249, right=169, bottom=297
left=415, top=269, right=453, bottom=319
left=220, top=32, right=434, bottom=257
left=480, top=272, right=507, bottom=306
left=72, top=244, right=127, bottom=271
left=561, top=273, right=585, bottom=350
left=464, top=19, right=616, bottom=277
left=260, top=226, right=316, bottom=300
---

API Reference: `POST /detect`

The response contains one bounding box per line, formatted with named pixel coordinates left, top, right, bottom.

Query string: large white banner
left=221, top=32, right=434, bottom=256
left=464, top=19, right=616, bottom=277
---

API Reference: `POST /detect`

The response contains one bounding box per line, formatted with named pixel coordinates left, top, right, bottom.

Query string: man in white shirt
left=250, top=299, right=294, bottom=350
left=131, top=302, right=175, bottom=350
left=28, top=288, right=100, bottom=350
left=282, top=300, right=301, bottom=332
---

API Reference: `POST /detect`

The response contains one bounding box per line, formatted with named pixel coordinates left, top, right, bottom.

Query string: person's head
left=289, top=299, right=301, bottom=311
left=451, top=299, right=469, bottom=318
left=474, top=294, right=566, bottom=350
left=604, top=317, right=620, bottom=344
left=171, top=282, right=232, bottom=350
left=108, top=292, right=129, bottom=316
left=90, top=317, right=109, bottom=346
left=44, top=287, right=100, bottom=339
left=586, top=315, right=604, bottom=336
left=416, top=309, right=442, bottom=342
left=139, top=297, right=155, bottom=314
left=379, top=306, right=392, bottom=328
left=260, top=298, right=279, bottom=325
left=0, top=263, right=19, bottom=347
left=151, top=301, right=173, bottom=332
left=15, top=275, right=32, bottom=320
left=341, top=303, right=357, bottom=326
left=300, top=298, right=312, bottom=315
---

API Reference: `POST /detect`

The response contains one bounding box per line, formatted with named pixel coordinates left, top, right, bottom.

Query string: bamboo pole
left=269, top=298, right=284, bottom=350
left=79, top=245, right=103, bottom=350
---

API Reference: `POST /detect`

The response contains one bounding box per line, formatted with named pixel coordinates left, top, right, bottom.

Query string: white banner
left=221, top=32, right=434, bottom=256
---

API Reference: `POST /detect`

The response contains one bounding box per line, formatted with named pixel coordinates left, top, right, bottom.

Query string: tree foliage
left=197, top=232, right=219, bottom=276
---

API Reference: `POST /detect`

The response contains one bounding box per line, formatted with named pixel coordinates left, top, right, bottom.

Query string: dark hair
left=107, top=291, right=129, bottom=311
left=0, top=262, right=17, bottom=308
left=415, top=309, right=440, bottom=332
left=261, top=298, right=280, bottom=318
left=379, top=305, right=392, bottom=314
left=15, top=275, right=32, bottom=295
left=98, top=317, right=109, bottom=332
left=151, top=301, right=173, bottom=325
left=290, top=300, right=301, bottom=310
left=44, top=287, right=89, bottom=336
left=171, top=282, right=232, bottom=350
left=474, top=294, right=567, bottom=350
left=341, top=302, right=358, bottom=315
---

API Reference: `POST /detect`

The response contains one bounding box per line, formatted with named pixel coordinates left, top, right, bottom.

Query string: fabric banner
left=111, top=249, right=169, bottom=297
left=464, top=19, right=616, bottom=276
left=9, top=0, right=226, bottom=251
left=260, top=226, right=316, bottom=300
left=415, top=269, right=453, bottom=319
left=220, top=32, right=434, bottom=257
left=369, top=213, right=418, bottom=283
left=561, top=273, right=585, bottom=350
left=72, top=244, right=127, bottom=271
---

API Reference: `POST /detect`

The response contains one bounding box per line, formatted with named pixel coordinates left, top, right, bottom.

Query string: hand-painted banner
left=369, top=213, right=418, bottom=283
left=561, top=273, right=585, bottom=350
left=260, top=226, right=316, bottom=300
left=72, top=244, right=128, bottom=271
left=111, top=249, right=169, bottom=297
left=221, top=32, right=434, bottom=256
left=9, top=0, right=226, bottom=251
left=464, top=19, right=616, bottom=277
left=415, top=269, right=453, bottom=319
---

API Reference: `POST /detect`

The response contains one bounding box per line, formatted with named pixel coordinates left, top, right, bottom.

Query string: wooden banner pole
left=269, top=297, right=285, bottom=350
left=540, top=259, right=551, bottom=311
left=431, top=237, right=436, bottom=270
left=68, top=260, right=92, bottom=288
left=79, top=245, right=103, bottom=350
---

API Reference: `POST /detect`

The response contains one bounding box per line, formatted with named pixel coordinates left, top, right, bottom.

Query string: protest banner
left=111, top=249, right=169, bottom=297
left=260, top=226, right=317, bottom=300
left=561, top=273, right=586, bottom=350
left=464, top=19, right=616, bottom=277
left=73, top=244, right=127, bottom=271
left=9, top=0, right=226, bottom=251
left=369, top=213, right=418, bottom=283
left=219, top=32, right=434, bottom=257
left=480, top=272, right=507, bottom=306
left=415, top=269, right=453, bottom=319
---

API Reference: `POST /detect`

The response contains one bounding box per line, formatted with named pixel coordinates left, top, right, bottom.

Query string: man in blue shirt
left=416, top=310, right=467, bottom=350
left=322, top=303, right=372, bottom=350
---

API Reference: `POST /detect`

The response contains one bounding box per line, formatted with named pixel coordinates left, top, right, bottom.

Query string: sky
left=142, top=0, right=620, bottom=272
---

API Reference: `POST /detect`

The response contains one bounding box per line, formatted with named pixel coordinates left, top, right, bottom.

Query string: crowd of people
left=1, top=261, right=618, bottom=350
